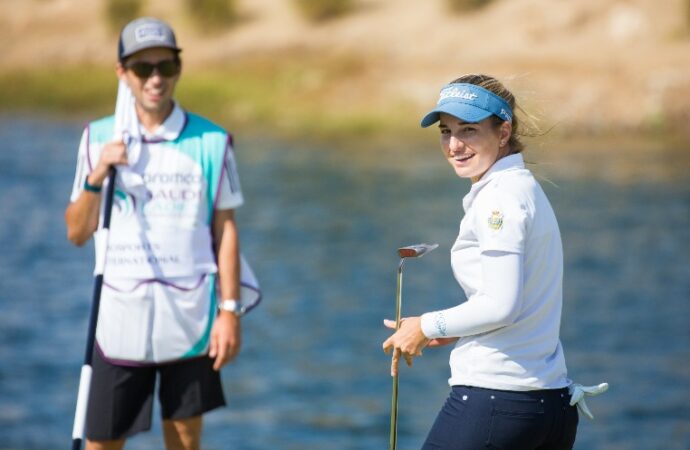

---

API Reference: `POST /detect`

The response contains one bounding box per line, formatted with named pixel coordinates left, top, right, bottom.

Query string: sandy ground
left=2, top=0, right=690, bottom=135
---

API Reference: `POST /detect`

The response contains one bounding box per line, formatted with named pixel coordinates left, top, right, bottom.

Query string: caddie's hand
left=89, top=140, right=128, bottom=186
left=382, top=317, right=429, bottom=377
left=209, top=311, right=241, bottom=371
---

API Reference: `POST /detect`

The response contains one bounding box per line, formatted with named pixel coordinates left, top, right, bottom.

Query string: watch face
left=220, top=300, right=243, bottom=315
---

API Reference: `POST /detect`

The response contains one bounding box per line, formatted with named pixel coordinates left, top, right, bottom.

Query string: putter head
left=398, top=243, right=439, bottom=259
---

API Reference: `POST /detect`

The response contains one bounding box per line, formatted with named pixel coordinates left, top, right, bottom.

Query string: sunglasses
left=125, top=59, right=180, bottom=79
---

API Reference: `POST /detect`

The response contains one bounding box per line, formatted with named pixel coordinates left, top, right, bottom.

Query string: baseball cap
left=118, top=17, right=182, bottom=62
left=420, top=83, right=513, bottom=127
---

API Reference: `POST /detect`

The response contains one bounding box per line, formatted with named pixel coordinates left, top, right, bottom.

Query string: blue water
left=0, top=116, right=688, bottom=449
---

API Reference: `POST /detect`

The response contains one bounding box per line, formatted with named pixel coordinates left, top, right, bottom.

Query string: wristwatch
left=217, top=299, right=246, bottom=317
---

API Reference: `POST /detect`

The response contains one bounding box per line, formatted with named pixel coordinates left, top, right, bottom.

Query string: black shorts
left=85, top=349, right=226, bottom=441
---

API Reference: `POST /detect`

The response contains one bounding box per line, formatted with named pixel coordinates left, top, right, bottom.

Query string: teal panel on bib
left=182, top=274, right=217, bottom=358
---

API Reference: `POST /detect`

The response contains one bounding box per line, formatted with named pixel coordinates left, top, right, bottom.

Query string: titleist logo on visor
left=135, top=24, right=167, bottom=43
left=438, top=87, right=479, bottom=103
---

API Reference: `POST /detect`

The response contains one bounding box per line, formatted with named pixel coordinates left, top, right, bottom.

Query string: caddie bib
left=88, top=112, right=228, bottom=280
left=85, top=109, right=243, bottom=363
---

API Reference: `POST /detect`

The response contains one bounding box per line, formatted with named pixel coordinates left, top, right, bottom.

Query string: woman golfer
left=383, top=74, right=594, bottom=449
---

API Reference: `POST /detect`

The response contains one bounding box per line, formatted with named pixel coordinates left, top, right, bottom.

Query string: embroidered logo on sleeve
left=434, top=312, right=448, bottom=337
left=487, top=210, right=504, bottom=230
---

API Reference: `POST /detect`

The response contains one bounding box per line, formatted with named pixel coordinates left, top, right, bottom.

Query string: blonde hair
left=451, top=74, right=527, bottom=154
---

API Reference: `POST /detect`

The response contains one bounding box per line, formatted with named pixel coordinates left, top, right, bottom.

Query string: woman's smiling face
left=438, top=112, right=511, bottom=182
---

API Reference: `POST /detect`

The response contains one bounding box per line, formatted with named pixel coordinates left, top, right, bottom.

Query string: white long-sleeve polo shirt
left=421, top=153, right=570, bottom=391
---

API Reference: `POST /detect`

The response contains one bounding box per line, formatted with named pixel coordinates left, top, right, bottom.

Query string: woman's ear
left=500, top=121, right=512, bottom=147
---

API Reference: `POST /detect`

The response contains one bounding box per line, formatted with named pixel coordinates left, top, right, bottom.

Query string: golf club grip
left=389, top=263, right=403, bottom=450
left=71, top=438, right=82, bottom=450
left=102, top=167, right=117, bottom=228
left=389, top=374, right=399, bottom=450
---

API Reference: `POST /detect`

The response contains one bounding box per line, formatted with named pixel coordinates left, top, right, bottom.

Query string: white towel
left=113, top=79, right=147, bottom=199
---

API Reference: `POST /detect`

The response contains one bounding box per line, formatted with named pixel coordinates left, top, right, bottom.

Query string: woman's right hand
left=382, top=317, right=430, bottom=376
left=89, top=140, right=128, bottom=186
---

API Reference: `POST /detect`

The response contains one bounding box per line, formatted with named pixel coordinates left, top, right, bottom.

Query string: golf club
left=70, top=80, right=131, bottom=450
left=389, top=243, right=438, bottom=450
left=70, top=167, right=116, bottom=450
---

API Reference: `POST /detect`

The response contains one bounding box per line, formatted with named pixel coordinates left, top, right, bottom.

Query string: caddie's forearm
left=64, top=184, right=102, bottom=246
left=217, top=243, right=240, bottom=300
left=213, top=211, right=241, bottom=300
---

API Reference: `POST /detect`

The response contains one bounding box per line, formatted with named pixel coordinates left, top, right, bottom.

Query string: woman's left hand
left=382, top=317, right=430, bottom=377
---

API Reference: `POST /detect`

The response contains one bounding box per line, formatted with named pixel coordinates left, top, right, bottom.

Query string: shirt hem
left=448, top=376, right=571, bottom=392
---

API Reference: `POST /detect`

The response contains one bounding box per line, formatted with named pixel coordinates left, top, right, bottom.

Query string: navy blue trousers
left=421, top=385, right=578, bottom=450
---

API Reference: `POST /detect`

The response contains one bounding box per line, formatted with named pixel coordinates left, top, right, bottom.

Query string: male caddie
left=65, top=17, right=247, bottom=450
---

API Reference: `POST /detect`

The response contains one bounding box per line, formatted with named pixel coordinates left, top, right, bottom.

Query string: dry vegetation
left=1, top=0, right=690, bottom=141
